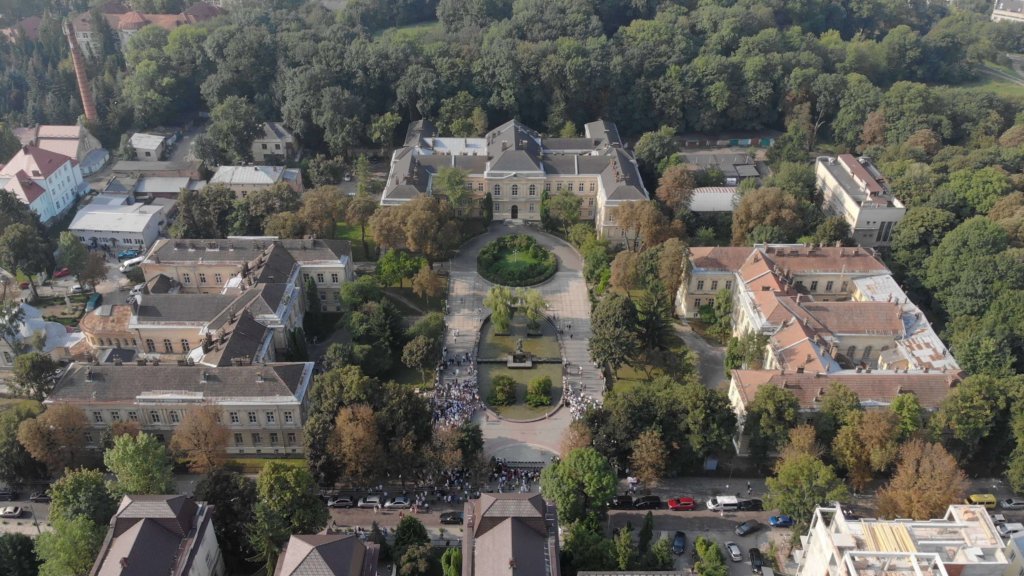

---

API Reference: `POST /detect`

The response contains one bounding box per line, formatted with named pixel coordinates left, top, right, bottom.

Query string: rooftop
left=211, top=165, right=289, bottom=186
left=464, top=493, right=559, bottom=576
left=133, top=293, right=239, bottom=324
left=69, top=204, right=164, bottom=234
left=257, top=122, right=295, bottom=143
left=274, top=534, right=379, bottom=576
left=818, top=155, right=902, bottom=208
left=679, top=152, right=762, bottom=179
left=731, top=369, right=963, bottom=410
left=1, top=145, right=74, bottom=179
left=129, top=133, right=166, bottom=150
left=145, top=237, right=350, bottom=266
left=689, top=187, right=739, bottom=212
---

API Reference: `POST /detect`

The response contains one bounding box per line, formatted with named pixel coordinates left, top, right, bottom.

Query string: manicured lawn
left=478, top=363, right=563, bottom=420
left=383, top=287, right=445, bottom=315
left=391, top=365, right=436, bottom=388
left=477, top=235, right=557, bottom=286
left=335, top=222, right=377, bottom=261
left=613, top=332, right=695, bottom=386
left=227, top=457, right=306, bottom=474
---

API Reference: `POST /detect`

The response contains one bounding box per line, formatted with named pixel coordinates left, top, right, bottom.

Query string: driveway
left=675, top=322, right=727, bottom=390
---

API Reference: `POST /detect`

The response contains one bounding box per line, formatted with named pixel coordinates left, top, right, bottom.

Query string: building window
left=590, top=182, right=595, bottom=192
left=163, top=339, right=173, bottom=353
left=588, top=198, right=594, bottom=207
left=215, top=273, right=223, bottom=284
left=810, top=281, right=818, bottom=292
left=840, top=281, right=848, bottom=292
left=330, top=273, right=339, bottom=284
left=847, top=346, right=856, bottom=359
left=725, top=280, right=732, bottom=290
left=711, top=280, right=718, bottom=290
left=128, top=411, right=138, bottom=422
left=529, top=204, right=535, bottom=212
left=111, top=411, right=120, bottom=422
left=529, top=184, right=536, bottom=196
left=181, top=340, right=190, bottom=352
left=93, top=411, right=104, bottom=423
left=476, top=182, right=483, bottom=192
left=862, top=346, right=873, bottom=360
left=275, top=143, right=281, bottom=150
left=248, top=411, right=257, bottom=423
left=511, top=184, right=518, bottom=196
left=697, top=280, right=704, bottom=290
left=826, top=280, right=834, bottom=292
left=556, top=182, right=563, bottom=192
left=316, top=273, right=324, bottom=283
left=169, top=411, right=180, bottom=424
left=578, top=182, right=584, bottom=192
left=146, top=339, right=155, bottom=352
left=198, top=273, right=207, bottom=284
left=544, top=182, right=551, bottom=192
left=150, top=411, right=161, bottom=423
left=266, top=412, right=276, bottom=424
left=85, top=432, right=93, bottom=444
left=494, top=184, right=501, bottom=195
left=284, top=411, right=293, bottom=423
left=230, top=412, right=239, bottom=423
left=287, top=432, right=296, bottom=445
left=270, top=432, right=279, bottom=445
left=303, top=273, right=310, bottom=283
left=234, top=433, right=243, bottom=445
left=694, top=299, right=701, bottom=308
left=183, top=273, right=191, bottom=284
left=252, top=433, right=262, bottom=445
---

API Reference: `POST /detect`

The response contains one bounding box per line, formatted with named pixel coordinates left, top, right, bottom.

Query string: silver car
left=1002, top=498, right=1024, bottom=510
left=726, top=542, right=743, bottom=562
left=357, top=495, right=382, bottom=509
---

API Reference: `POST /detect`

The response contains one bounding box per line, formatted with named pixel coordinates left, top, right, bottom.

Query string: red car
left=668, top=497, right=697, bottom=511
left=53, top=267, right=71, bottom=278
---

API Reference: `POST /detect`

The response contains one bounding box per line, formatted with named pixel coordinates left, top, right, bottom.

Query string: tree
left=630, top=429, right=666, bottom=487
left=0, top=533, right=39, bottom=576
left=11, top=352, right=60, bottom=400
left=816, top=382, right=863, bottom=444
left=562, top=420, right=593, bottom=454
left=924, top=217, right=1010, bottom=319
left=833, top=411, right=900, bottom=491
left=615, top=201, right=673, bottom=252
left=17, top=404, right=90, bottom=475
left=195, top=470, right=257, bottom=572
left=484, top=285, right=514, bottom=334
left=0, top=405, right=45, bottom=488
left=170, top=405, right=229, bottom=474
left=440, top=548, right=461, bottom=576
left=890, top=393, right=924, bottom=439
left=526, top=375, right=553, bottom=407
left=614, top=526, right=636, bottom=570
left=779, top=425, right=824, bottom=462
left=399, top=543, right=433, bottom=576
left=411, top=265, right=444, bottom=299
left=522, top=288, right=546, bottom=332
left=249, top=462, right=330, bottom=568
left=930, top=375, right=1007, bottom=461
left=330, top=405, right=384, bottom=485
left=0, top=122, right=22, bottom=161
left=170, top=185, right=237, bottom=238
left=79, top=253, right=109, bottom=290
left=402, top=335, right=436, bottom=384
left=231, top=183, right=302, bottom=236
left=732, top=188, right=803, bottom=245
left=545, top=191, right=583, bottom=236
left=49, top=468, right=116, bottom=526
left=655, top=165, right=696, bottom=216
left=198, top=95, right=261, bottom=165
left=104, top=432, right=174, bottom=496
left=634, top=126, right=676, bottom=173
left=890, top=207, right=957, bottom=285
left=877, top=440, right=967, bottom=519
left=765, top=453, right=848, bottom=525
left=377, top=250, right=423, bottom=287
left=726, top=331, right=769, bottom=372
left=354, top=155, right=381, bottom=197
left=589, top=292, right=641, bottom=373
left=369, top=111, right=401, bottom=154
left=435, top=167, right=470, bottom=210
left=0, top=224, right=49, bottom=299
left=57, top=231, right=89, bottom=283
left=35, top=516, right=105, bottom=576
left=746, top=385, right=800, bottom=461
left=488, top=375, right=516, bottom=406
left=299, top=186, right=349, bottom=239
left=539, top=447, right=617, bottom=523
left=346, top=193, right=378, bottom=251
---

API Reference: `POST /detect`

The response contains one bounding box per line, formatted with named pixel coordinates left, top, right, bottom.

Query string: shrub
left=477, top=234, right=557, bottom=286
left=488, top=375, right=517, bottom=406
left=526, top=375, right=552, bottom=407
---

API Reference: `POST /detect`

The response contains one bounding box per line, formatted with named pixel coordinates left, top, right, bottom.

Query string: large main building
left=381, top=120, right=649, bottom=241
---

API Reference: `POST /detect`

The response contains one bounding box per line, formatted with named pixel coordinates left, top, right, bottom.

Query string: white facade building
left=0, top=145, right=87, bottom=224
left=70, top=202, right=168, bottom=250
left=816, top=155, right=905, bottom=248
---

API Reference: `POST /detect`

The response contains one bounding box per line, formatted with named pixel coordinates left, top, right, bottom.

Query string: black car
left=0, top=488, right=17, bottom=501
left=671, top=531, right=687, bottom=555
left=738, top=499, right=763, bottom=511
left=736, top=520, right=762, bottom=537
left=608, top=495, right=634, bottom=509
left=634, top=496, right=662, bottom=510
left=749, top=548, right=764, bottom=574
left=440, top=511, right=464, bottom=525
left=29, top=491, right=50, bottom=503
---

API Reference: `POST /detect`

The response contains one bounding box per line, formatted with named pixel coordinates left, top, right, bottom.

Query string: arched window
left=163, top=339, right=174, bottom=353
left=847, top=346, right=856, bottom=360
left=114, top=339, right=121, bottom=348
left=145, top=339, right=155, bottom=353
left=493, top=184, right=501, bottom=195
left=511, top=184, right=519, bottom=196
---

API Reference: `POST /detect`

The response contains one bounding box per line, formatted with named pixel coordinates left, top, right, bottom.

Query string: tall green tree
left=35, top=516, right=105, bottom=576
left=545, top=191, right=583, bottom=236
left=0, top=224, right=50, bottom=300
left=49, top=468, right=116, bottom=526
left=589, top=292, right=641, bottom=373
left=57, top=231, right=89, bottom=283
left=0, top=533, right=39, bottom=576
left=816, top=382, right=863, bottom=444
left=195, top=470, right=257, bottom=572
left=434, top=167, right=470, bottom=210
left=877, top=440, right=967, bottom=520
left=0, top=404, right=44, bottom=489
left=765, top=453, right=848, bottom=527
left=11, top=353, right=60, bottom=401
left=103, top=432, right=175, bottom=496
left=539, top=447, right=616, bottom=524
left=196, top=96, right=262, bottom=165
left=746, top=385, right=800, bottom=461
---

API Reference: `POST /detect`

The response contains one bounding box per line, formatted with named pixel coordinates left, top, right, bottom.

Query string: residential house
left=992, top=0, right=1024, bottom=22
left=275, top=534, right=380, bottom=576
left=47, top=361, right=314, bottom=454
left=129, top=132, right=168, bottom=160
left=252, top=122, right=296, bottom=163
left=14, top=124, right=108, bottom=175
left=1, top=16, right=42, bottom=43
left=69, top=1, right=224, bottom=57
left=0, top=145, right=87, bottom=224
left=462, top=493, right=560, bottom=576
left=677, top=152, right=764, bottom=186
left=90, top=495, right=224, bottom=576
left=69, top=201, right=170, bottom=251
left=816, top=155, right=906, bottom=247
left=382, top=119, right=648, bottom=242
left=210, top=165, right=304, bottom=197
left=795, top=505, right=1009, bottom=576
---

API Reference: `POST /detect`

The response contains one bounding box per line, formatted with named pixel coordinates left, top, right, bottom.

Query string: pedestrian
left=374, top=504, right=379, bottom=515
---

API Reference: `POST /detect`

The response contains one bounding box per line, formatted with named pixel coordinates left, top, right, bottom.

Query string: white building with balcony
left=816, top=155, right=905, bottom=248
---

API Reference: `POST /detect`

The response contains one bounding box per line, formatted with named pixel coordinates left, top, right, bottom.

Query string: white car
left=385, top=496, right=411, bottom=509
left=130, top=283, right=145, bottom=296
left=357, top=495, right=382, bottom=509
left=0, top=506, right=23, bottom=518
left=999, top=523, right=1024, bottom=537
left=1002, top=498, right=1024, bottom=510
left=726, top=542, right=742, bottom=562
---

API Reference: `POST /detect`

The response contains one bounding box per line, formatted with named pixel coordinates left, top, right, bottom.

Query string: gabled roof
left=93, top=495, right=212, bottom=576
left=3, top=170, right=46, bottom=203
left=257, top=122, right=295, bottom=143
left=0, top=145, right=74, bottom=179
left=274, top=534, right=378, bottom=576
left=211, top=165, right=286, bottom=186
left=689, top=247, right=754, bottom=273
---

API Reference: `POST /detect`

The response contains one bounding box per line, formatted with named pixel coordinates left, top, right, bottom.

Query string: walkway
left=443, top=222, right=602, bottom=459
left=674, top=322, right=727, bottom=390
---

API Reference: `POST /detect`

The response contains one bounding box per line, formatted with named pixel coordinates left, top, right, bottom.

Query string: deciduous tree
left=765, top=453, right=848, bottom=525
left=877, top=440, right=967, bottom=519
left=346, top=193, right=378, bottom=251
left=330, top=405, right=383, bottom=485
left=402, top=335, right=436, bottom=384
left=545, top=191, right=583, bottom=236
left=816, top=382, right=863, bottom=444
left=17, top=404, right=90, bottom=475
left=0, top=405, right=45, bottom=488
left=539, top=447, right=617, bottom=523
left=589, top=292, right=641, bottom=372
left=0, top=533, right=39, bottom=576
left=746, top=385, right=800, bottom=461
left=411, top=265, right=444, bottom=300
left=250, top=462, right=329, bottom=565
left=615, top=201, right=673, bottom=252
left=195, top=470, right=256, bottom=572
left=35, top=516, right=105, bottom=576
left=49, top=468, right=116, bottom=526
left=104, top=432, right=174, bottom=496
left=655, top=165, right=696, bottom=216
left=170, top=405, right=229, bottom=474
left=57, top=231, right=89, bottom=283
left=732, top=188, right=802, bottom=245
left=630, top=429, right=666, bottom=487
left=80, top=253, right=109, bottom=290
left=0, top=224, right=49, bottom=299
left=11, top=352, right=60, bottom=400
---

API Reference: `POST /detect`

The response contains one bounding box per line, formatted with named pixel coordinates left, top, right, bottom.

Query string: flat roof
left=129, top=133, right=166, bottom=150
left=69, top=204, right=164, bottom=233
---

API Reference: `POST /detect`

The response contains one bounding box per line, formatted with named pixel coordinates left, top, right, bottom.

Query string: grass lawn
left=613, top=332, right=694, bottom=387
left=335, top=222, right=377, bottom=261
left=383, top=287, right=445, bottom=316
left=227, top=457, right=306, bottom=474
left=478, top=316, right=560, bottom=360
left=391, top=365, right=435, bottom=388
left=375, top=21, right=445, bottom=43
left=478, top=363, right=563, bottom=420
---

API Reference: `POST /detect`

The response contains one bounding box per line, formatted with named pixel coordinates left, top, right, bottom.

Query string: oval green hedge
left=476, top=234, right=557, bottom=286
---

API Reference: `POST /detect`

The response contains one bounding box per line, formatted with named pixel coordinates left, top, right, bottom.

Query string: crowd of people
left=490, top=459, right=542, bottom=493
left=564, top=373, right=599, bottom=421
left=431, top=339, right=483, bottom=427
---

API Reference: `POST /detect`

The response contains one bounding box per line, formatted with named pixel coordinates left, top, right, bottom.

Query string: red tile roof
left=0, top=145, right=73, bottom=179
left=3, top=170, right=46, bottom=203
left=690, top=247, right=753, bottom=272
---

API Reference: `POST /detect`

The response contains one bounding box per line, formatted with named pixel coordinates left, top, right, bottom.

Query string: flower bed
left=476, top=234, right=557, bottom=286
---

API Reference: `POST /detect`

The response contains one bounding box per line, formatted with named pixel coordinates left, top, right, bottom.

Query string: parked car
left=608, top=495, right=634, bottom=509
left=29, top=491, right=50, bottom=503
left=53, top=267, right=71, bottom=278
left=736, top=520, right=762, bottom=537
left=130, top=283, right=145, bottom=296
left=0, top=506, right=23, bottom=518
left=385, top=496, right=411, bottom=509
left=117, top=249, right=140, bottom=260
left=750, top=548, right=764, bottom=574
left=71, top=284, right=84, bottom=294
left=726, top=542, right=743, bottom=562
left=998, top=523, right=1024, bottom=537
left=738, top=499, right=763, bottom=511
left=85, top=293, right=102, bottom=312
left=0, top=488, right=18, bottom=501
left=1002, top=498, right=1024, bottom=510
left=671, top=531, right=687, bottom=555
left=440, top=511, right=464, bottom=525
left=769, top=515, right=794, bottom=528
left=634, top=496, right=662, bottom=510
left=357, top=495, right=382, bottom=509
left=668, top=497, right=697, bottom=511
left=18, top=281, right=28, bottom=290
left=328, top=496, right=354, bottom=508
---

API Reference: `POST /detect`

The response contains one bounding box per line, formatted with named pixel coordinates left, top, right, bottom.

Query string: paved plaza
left=441, top=222, right=603, bottom=460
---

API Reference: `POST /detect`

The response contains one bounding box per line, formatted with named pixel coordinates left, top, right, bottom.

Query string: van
left=966, top=494, right=997, bottom=509
left=85, top=293, right=102, bottom=312
left=119, top=256, right=144, bottom=273
left=707, top=495, right=741, bottom=511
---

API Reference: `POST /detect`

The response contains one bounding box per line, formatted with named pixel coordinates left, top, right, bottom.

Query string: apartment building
left=91, top=495, right=224, bottom=576
left=992, top=0, right=1024, bottom=22
left=381, top=119, right=648, bottom=242
left=795, top=505, right=1009, bottom=576
left=0, top=145, right=87, bottom=224
left=816, top=155, right=905, bottom=248
left=47, top=362, right=313, bottom=455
